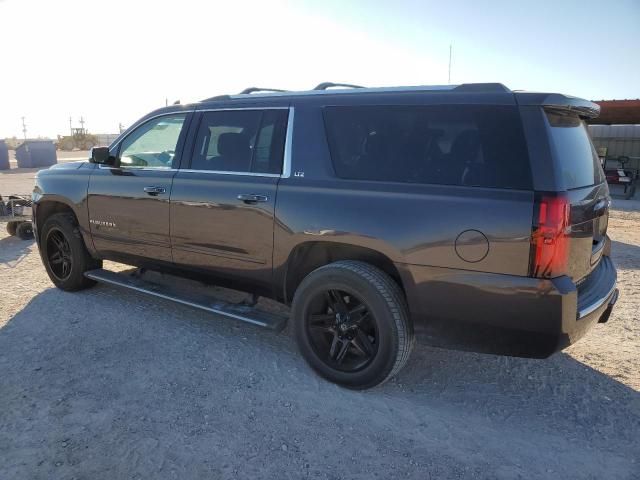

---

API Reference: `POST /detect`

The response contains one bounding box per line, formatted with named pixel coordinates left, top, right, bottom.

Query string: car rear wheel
left=41, top=213, right=101, bottom=291
left=291, top=260, right=414, bottom=389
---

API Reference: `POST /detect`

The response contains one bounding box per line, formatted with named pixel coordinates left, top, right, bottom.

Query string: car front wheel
left=41, top=213, right=101, bottom=291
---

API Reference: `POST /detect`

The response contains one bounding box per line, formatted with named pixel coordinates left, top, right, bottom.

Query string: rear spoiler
left=515, top=92, right=600, bottom=119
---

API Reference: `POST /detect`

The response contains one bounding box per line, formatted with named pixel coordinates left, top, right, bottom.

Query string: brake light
left=530, top=194, right=570, bottom=278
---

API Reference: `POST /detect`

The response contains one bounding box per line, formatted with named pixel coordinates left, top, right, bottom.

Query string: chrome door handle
left=237, top=193, right=269, bottom=203
left=144, top=186, right=166, bottom=196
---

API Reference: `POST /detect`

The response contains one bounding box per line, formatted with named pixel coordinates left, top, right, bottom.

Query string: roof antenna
left=448, top=44, right=452, bottom=84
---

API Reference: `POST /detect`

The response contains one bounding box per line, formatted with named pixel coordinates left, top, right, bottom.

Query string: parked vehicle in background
left=31, top=83, right=618, bottom=389
left=1, top=194, right=34, bottom=239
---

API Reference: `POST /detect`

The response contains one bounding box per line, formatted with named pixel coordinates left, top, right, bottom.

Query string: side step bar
left=85, top=269, right=287, bottom=331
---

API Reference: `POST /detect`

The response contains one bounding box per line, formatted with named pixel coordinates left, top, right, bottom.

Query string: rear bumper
left=397, top=255, right=618, bottom=358
left=576, top=255, right=617, bottom=321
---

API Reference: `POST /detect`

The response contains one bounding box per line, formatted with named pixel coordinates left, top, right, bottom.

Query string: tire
left=41, top=213, right=101, bottom=291
left=6, top=220, right=19, bottom=236
left=291, top=260, right=414, bottom=389
left=16, top=222, right=34, bottom=240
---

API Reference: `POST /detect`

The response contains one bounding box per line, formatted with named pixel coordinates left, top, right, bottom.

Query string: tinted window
left=546, top=112, right=605, bottom=189
left=323, top=105, right=532, bottom=189
left=190, top=109, right=288, bottom=174
left=119, top=114, right=186, bottom=168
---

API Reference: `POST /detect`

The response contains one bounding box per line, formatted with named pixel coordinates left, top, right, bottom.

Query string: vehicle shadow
left=0, top=234, right=34, bottom=267
left=611, top=240, right=640, bottom=270
left=1, top=286, right=638, bottom=479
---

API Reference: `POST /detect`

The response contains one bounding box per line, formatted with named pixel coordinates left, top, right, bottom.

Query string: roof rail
left=202, top=94, right=232, bottom=102
left=453, top=83, right=510, bottom=93
left=240, top=87, right=287, bottom=95
left=314, top=82, right=364, bottom=90
left=200, top=82, right=512, bottom=103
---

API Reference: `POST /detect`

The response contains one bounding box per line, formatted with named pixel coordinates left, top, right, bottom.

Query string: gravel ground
left=0, top=182, right=639, bottom=478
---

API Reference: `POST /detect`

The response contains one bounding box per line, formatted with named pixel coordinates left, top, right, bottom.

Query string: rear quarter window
left=323, top=105, right=532, bottom=190
left=545, top=111, right=605, bottom=189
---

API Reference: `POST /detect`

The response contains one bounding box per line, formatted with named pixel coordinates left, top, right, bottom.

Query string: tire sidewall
left=292, top=267, right=401, bottom=389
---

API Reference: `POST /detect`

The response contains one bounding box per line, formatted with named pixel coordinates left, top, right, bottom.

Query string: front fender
left=33, top=165, right=94, bottom=253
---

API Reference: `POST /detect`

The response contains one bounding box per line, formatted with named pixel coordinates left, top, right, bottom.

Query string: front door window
left=118, top=114, right=187, bottom=169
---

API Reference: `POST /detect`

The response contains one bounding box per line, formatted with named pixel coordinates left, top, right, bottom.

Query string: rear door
left=545, top=110, right=610, bottom=282
left=170, top=107, right=289, bottom=291
left=88, top=113, right=190, bottom=262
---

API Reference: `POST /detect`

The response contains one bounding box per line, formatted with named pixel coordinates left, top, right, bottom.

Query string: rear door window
left=323, top=105, right=532, bottom=190
left=545, top=112, right=605, bottom=189
left=190, top=109, right=288, bottom=174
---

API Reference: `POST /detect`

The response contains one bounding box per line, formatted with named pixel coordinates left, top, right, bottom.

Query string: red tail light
left=530, top=194, right=570, bottom=278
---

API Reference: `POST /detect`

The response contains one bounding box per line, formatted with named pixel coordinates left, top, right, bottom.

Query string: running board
left=84, top=268, right=287, bottom=331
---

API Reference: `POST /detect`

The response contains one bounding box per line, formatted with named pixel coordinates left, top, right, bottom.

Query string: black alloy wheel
left=46, top=228, right=73, bottom=281
left=306, top=288, right=378, bottom=372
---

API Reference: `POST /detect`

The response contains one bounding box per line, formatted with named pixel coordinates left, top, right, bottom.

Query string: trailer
left=1, top=194, right=34, bottom=240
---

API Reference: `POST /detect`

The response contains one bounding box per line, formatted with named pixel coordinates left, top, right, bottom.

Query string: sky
left=0, top=0, right=638, bottom=139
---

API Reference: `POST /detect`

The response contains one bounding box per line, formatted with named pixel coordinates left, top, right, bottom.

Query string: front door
left=88, top=112, right=190, bottom=263
left=170, top=108, right=289, bottom=291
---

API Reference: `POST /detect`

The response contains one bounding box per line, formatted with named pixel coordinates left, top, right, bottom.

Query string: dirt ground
left=0, top=165, right=639, bottom=478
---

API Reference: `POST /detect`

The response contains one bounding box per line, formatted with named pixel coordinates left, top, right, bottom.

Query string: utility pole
left=118, top=122, right=124, bottom=133
left=448, top=44, right=452, bottom=84
left=69, top=116, right=73, bottom=136
left=79, top=116, right=85, bottom=133
left=21, top=117, right=27, bottom=141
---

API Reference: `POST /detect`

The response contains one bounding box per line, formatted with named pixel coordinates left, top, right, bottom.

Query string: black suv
left=32, top=82, right=618, bottom=389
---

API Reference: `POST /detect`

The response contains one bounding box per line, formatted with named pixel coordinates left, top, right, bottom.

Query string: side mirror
left=90, top=146, right=116, bottom=166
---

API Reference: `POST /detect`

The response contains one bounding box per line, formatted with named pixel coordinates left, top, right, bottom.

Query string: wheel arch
left=33, top=197, right=89, bottom=250
left=281, top=241, right=407, bottom=304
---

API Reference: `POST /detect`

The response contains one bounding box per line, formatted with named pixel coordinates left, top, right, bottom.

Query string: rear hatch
left=542, top=110, right=610, bottom=283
